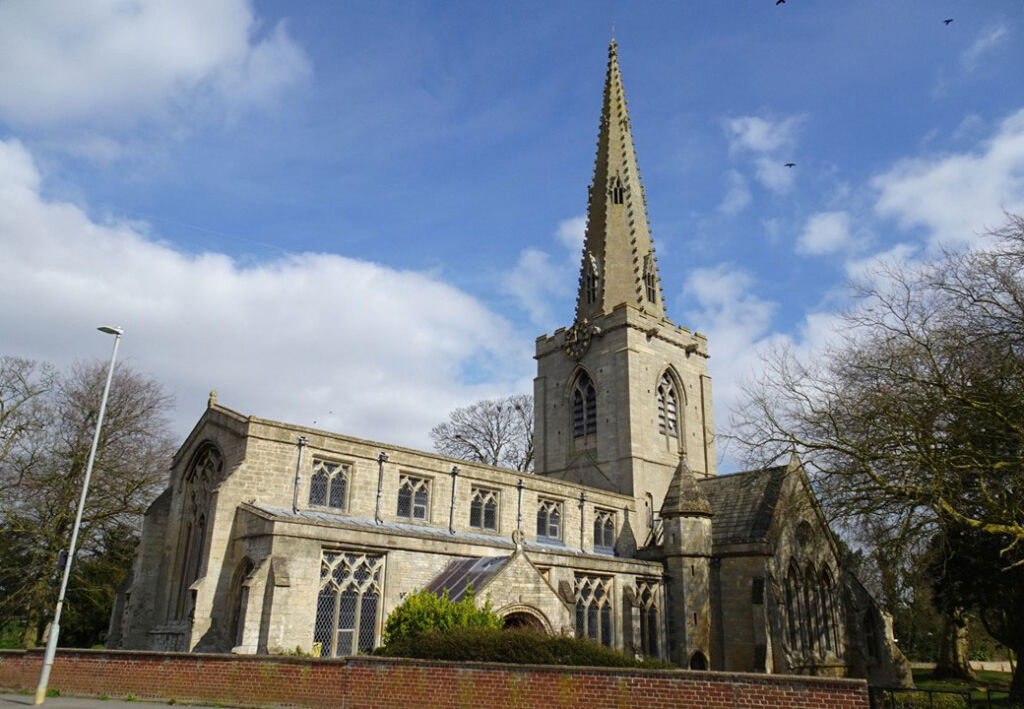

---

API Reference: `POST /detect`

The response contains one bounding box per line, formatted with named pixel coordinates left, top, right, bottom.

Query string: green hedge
left=377, top=625, right=673, bottom=669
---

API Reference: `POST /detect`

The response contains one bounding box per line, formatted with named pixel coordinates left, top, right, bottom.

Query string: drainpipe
left=374, top=452, right=388, bottom=524
left=579, top=492, right=587, bottom=552
left=291, top=436, right=308, bottom=514
left=448, top=466, right=459, bottom=534
left=516, top=478, right=525, bottom=531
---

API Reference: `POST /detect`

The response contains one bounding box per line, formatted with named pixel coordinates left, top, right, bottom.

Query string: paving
left=0, top=695, right=227, bottom=709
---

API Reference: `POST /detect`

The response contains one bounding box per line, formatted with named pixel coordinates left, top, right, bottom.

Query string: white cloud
left=753, top=157, right=796, bottom=194
left=502, top=216, right=584, bottom=330
left=723, top=114, right=804, bottom=194
left=0, top=0, right=310, bottom=128
left=0, top=138, right=529, bottom=448
left=555, top=215, right=586, bottom=256
left=961, top=25, right=1009, bottom=73
left=873, top=108, right=1024, bottom=247
left=718, top=170, right=752, bottom=215
left=797, top=211, right=852, bottom=255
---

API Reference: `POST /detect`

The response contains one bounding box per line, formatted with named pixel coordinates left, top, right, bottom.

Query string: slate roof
left=697, top=466, right=787, bottom=545
left=424, top=556, right=510, bottom=602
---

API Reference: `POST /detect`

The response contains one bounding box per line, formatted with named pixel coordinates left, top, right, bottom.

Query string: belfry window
left=609, top=175, right=625, bottom=205
left=397, top=475, right=430, bottom=520
left=572, top=372, right=597, bottom=438
left=583, top=257, right=598, bottom=305
left=313, top=551, right=384, bottom=657
left=643, top=255, right=657, bottom=303
left=637, top=580, right=661, bottom=657
left=309, top=459, right=349, bottom=511
left=574, top=575, right=613, bottom=647
left=470, top=487, right=498, bottom=531
left=593, top=509, right=615, bottom=553
left=536, top=498, right=562, bottom=541
left=657, top=373, right=678, bottom=436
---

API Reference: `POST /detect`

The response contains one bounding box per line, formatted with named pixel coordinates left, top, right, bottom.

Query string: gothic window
left=470, top=487, right=498, bottom=531
left=785, top=564, right=800, bottom=653
left=536, top=498, right=562, bottom=541
left=656, top=372, right=679, bottom=437
left=637, top=580, right=661, bottom=657
left=574, top=575, right=613, bottom=647
left=609, top=175, right=625, bottom=205
left=643, top=254, right=657, bottom=303
left=396, top=475, right=430, bottom=520
left=821, top=569, right=839, bottom=653
left=174, top=444, right=222, bottom=620
left=572, top=371, right=597, bottom=438
left=309, top=459, right=349, bottom=511
left=593, top=509, right=615, bottom=553
left=583, top=256, right=599, bottom=305
left=228, top=558, right=255, bottom=648
left=804, top=565, right=819, bottom=655
left=314, top=551, right=384, bottom=657
left=645, top=492, right=655, bottom=529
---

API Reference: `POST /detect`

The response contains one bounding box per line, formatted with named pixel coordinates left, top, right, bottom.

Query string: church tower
left=534, top=40, right=717, bottom=527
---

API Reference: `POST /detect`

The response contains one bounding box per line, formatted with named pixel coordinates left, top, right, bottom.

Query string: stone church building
left=110, top=41, right=906, bottom=683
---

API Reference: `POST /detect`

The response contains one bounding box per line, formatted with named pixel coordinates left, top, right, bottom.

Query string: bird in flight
left=944, top=18, right=954, bottom=25
left=784, top=162, right=796, bottom=168
left=776, top=0, right=785, bottom=5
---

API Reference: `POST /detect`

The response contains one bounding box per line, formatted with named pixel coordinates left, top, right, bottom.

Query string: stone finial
left=660, top=457, right=712, bottom=519
left=208, top=389, right=217, bottom=408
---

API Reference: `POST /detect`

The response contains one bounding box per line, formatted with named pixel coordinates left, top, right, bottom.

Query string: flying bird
left=776, top=0, right=785, bottom=5
left=784, top=162, right=796, bottom=168
left=944, top=18, right=954, bottom=25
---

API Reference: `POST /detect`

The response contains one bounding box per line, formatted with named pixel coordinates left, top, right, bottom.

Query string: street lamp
left=34, top=326, right=123, bottom=705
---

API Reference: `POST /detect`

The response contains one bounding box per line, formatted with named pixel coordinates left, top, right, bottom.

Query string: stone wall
left=0, top=649, right=869, bottom=709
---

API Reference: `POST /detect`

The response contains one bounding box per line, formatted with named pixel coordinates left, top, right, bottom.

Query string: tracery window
left=536, top=498, right=562, bottom=541
left=609, top=175, right=625, bottom=205
left=174, top=444, right=222, bottom=620
left=643, top=254, right=657, bottom=303
left=804, top=566, right=819, bottom=655
left=593, top=509, right=615, bottom=553
left=397, top=475, right=430, bottom=520
left=820, top=569, right=839, bottom=653
left=470, top=486, right=498, bottom=531
left=572, top=372, right=597, bottom=438
left=314, top=551, right=384, bottom=657
left=309, top=459, right=349, bottom=510
left=637, top=580, right=661, bottom=657
left=656, top=372, right=679, bottom=437
left=785, top=565, right=800, bottom=653
left=574, top=575, right=613, bottom=647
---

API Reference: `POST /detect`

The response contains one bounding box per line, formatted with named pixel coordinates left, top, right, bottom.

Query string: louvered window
left=572, top=372, right=597, bottom=438
left=656, top=373, right=678, bottom=436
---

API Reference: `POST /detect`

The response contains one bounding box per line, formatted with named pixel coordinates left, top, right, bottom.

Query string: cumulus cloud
left=873, top=108, right=1024, bottom=247
left=722, top=114, right=804, bottom=194
left=0, top=138, right=529, bottom=447
left=0, top=0, right=310, bottom=128
left=718, top=170, right=752, bottom=215
left=961, top=24, right=1009, bottom=73
left=502, top=216, right=584, bottom=330
left=797, top=211, right=852, bottom=255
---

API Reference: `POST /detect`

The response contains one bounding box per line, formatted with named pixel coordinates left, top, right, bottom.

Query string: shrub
left=378, top=625, right=673, bottom=669
left=381, top=587, right=502, bottom=647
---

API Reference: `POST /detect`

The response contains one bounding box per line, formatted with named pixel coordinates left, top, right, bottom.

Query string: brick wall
left=0, top=649, right=869, bottom=709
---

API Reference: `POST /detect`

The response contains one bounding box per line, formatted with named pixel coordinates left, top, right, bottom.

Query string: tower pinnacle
left=574, top=40, right=665, bottom=323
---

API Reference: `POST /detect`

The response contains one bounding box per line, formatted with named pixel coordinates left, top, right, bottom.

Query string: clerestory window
left=593, top=509, right=615, bottom=553
left=313, top=551, right=384, bottom=657
left=536, top=498, right=562, bottom=542
left=657, top=372, right=679, bottom=437
left=574, top=575, right=613, bottom=647
left=397, top=475, right=430, bottom=521
left=572, top=372, right=597, bottom=438
left=469, top=486, right=498, bottom=531
left=309, top=459, right=349, bottom=511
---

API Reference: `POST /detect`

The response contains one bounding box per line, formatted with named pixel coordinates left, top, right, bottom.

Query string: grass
left=911, top=668, right=1018, bottom=707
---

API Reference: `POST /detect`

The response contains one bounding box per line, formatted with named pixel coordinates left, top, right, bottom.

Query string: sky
left=1, top=1, right=1023, bottom=471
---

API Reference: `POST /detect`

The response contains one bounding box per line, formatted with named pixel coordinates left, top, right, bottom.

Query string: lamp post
left=34, top=326, right=123, bottom=705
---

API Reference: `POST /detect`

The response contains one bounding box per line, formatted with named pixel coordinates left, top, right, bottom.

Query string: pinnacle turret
left=574, top=39, right=665, bottom=323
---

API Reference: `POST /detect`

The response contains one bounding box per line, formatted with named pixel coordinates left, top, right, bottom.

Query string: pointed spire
left=574, top=39, right=666, bottom=323
left=661, top=458, right=712, bottom=519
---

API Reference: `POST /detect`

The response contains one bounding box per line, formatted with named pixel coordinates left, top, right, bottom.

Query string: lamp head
left=98, top=326, right=123, bottom=335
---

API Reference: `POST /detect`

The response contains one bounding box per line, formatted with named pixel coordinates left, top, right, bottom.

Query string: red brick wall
left=0, top=649, right=869, bottom=709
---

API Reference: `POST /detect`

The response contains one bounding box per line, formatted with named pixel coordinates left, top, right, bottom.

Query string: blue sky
left=2, top=1, right=1023, bottom=470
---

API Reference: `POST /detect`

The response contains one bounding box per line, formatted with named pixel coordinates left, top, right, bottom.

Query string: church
left=110, top=40, right=906, bottom=684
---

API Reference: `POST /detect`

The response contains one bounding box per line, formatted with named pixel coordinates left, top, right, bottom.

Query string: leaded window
left=574, top=575, right=613, bottom=647
left=637, top=580, right=661, bottom=657
left=396, top=474, right=429, bottom=520
left=314, top=551, right=384, bottom=657
left=593, top=509, right=615, bottom=553
left=309, top=459, right=349, bottom=511
left=470, top=487, right=498, bottom=531
left=657, top=373, right=678, bottom=437
left=572, top=372, right=597, bottom=438
left=536, top=498, right=562, bottom=541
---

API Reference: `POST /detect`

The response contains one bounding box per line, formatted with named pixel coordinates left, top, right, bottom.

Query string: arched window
left=637, top=580, right=661, bottom=657
left=804, top=565, right=819, bottom=656
left=819, top=569, right=834, bottom=653
left=309, top=459, right=349, bottom=511
left=574, top=575, right=613, bottom=647
left=609, top=174, right=625, bottom=205
left=785, top=565, right=801, bottom=653
left=314, top=552, right=384, bottom=657
left=643, top=254, right=657, bottom=304
left=689, top=651, right=708, bottom=670
left=583, top=256, right=599, bottom=305
left=656, top=372, right=679, bottom=437
left=174, top=444, right=222, bottom=620
left=572, top=371, right=597, bottom=438
left=229, top=558, right=255, bottom=648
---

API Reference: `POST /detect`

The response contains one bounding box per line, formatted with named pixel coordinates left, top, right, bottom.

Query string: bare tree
left=0, top=358, right=175, bottom=647
left=430, top=394, right=534, bottom=472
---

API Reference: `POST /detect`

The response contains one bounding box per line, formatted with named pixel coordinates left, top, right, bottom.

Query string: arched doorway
left=503, top=612, right=545, bottom=631
left=689, top=650, right=708, bottom=670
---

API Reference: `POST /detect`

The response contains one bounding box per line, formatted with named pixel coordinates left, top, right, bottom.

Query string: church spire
left=574, top=39, right=665, bottom=323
